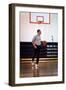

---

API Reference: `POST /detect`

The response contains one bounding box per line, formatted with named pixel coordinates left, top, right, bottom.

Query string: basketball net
left=38, top=21, right=42, bottom=24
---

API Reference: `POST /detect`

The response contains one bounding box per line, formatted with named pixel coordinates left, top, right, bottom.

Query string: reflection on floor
left=20, top=58, right=58, bottom=77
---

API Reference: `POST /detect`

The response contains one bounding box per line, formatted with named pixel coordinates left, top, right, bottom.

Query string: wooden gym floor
left=20, top=58, right=58, bottom=78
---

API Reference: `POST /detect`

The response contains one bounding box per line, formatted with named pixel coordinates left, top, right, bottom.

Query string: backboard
left=29, top=12, right=50, bottom=24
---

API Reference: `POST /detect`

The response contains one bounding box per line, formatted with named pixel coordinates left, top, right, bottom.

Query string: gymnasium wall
left=19, top=12, right=58, bottom=42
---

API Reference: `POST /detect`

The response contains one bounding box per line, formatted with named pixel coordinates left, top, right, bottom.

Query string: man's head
left=37, top=29, right=41, bottom=35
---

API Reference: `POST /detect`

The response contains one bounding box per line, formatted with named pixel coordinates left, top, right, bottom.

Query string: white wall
left=20, top=12, right=58, bottom=42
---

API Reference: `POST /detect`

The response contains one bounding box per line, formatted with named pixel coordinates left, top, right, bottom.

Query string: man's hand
left=34, top=45, right=37, bottom=49
left=32, top=43, right=37, bottom=49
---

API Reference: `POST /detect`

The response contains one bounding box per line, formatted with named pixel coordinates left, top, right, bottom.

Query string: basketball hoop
left=38, top=21, right=42, bottom=24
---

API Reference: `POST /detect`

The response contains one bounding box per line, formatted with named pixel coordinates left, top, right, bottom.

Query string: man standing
left=32, top=29, right=41, bottom=69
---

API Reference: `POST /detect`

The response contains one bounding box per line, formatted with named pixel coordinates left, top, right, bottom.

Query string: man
left=32, top=29, right=41, bottom=69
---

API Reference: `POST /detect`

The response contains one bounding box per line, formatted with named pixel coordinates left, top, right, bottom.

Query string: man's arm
left=32, top=41, right=37, bottom=48
left=32, top=36, right=37, bottom=48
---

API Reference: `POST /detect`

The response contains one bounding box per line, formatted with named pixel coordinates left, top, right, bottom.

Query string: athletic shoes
left=32, top=62, right=39, bottom=69
left=32, top=61, right=34, bottom=66
left=35, top=64, right=38, bottom=69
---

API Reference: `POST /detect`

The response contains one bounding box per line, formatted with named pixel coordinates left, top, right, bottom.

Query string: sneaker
left=35, top=64, right=38, bottom=69
left=32, top=62, right=34, bottom=70
left=32, top=61, right=34, bottom=66
left=32, top=66, right=34, bottom=70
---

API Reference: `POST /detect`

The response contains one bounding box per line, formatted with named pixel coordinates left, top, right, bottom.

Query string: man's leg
left=35, top=46, right=40, bottom=68
left=36, top=48, right=40, bottom=64
left=32, top=48, right=37, bottom=65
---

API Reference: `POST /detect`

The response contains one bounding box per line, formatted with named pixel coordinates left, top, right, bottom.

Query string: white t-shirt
left=32, top=35, right=41, bottom=45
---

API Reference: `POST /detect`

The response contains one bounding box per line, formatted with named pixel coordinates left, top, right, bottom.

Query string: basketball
left=42, top=41, right=47, bottom=47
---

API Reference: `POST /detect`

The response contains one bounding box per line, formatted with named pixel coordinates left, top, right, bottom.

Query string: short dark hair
left=37, top=29, right=41, bottom=33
